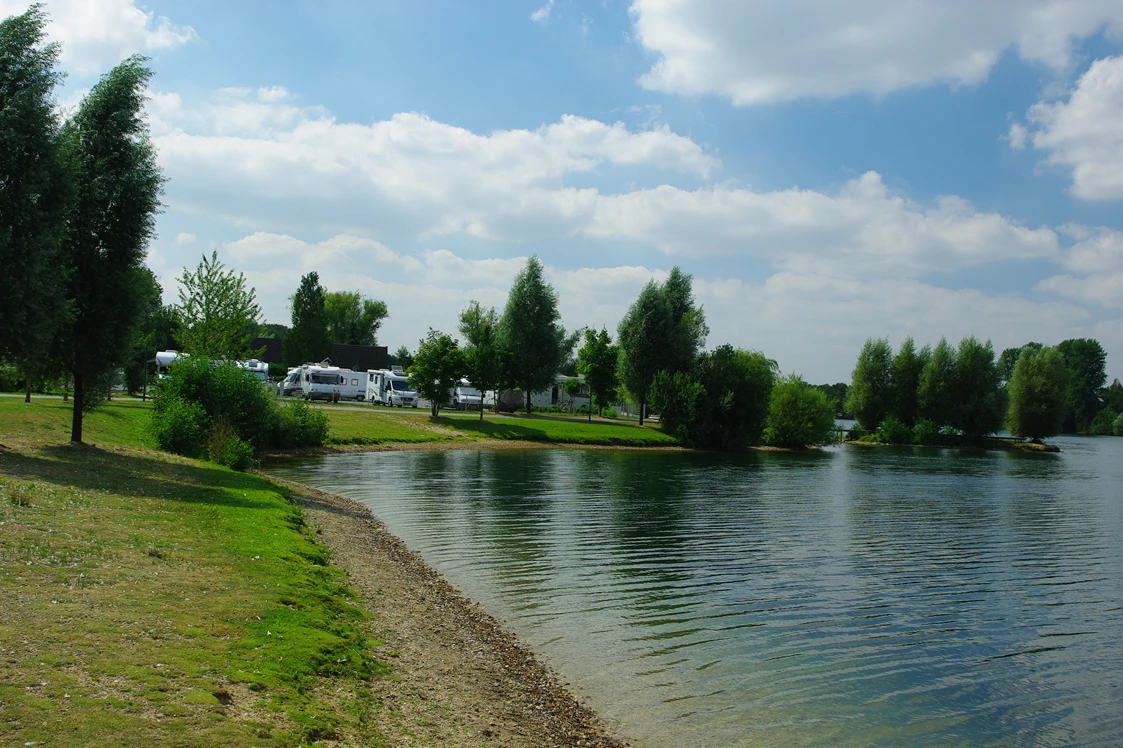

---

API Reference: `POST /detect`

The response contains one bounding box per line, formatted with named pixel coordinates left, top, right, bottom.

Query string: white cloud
left=1037, top=226, right=1123, bottom=307
left=629, top=0, right=1123, bottom=104
left=174, top=232, right=196, bottom=246
left=1018, top=55, right=1123, bottom=200
left=531, top=0, right=555, bottom=25
left=0, top=0, right=196, bottom=76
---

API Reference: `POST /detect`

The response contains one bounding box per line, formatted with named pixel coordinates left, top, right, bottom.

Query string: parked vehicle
left=450, top=380, right=482, bottom=410
left=241, top=359, right=269, bottom=381
left=300, top=364, right=342, bottom=402
left=365, top=368, right=418, bottom=407
left=278, top=369, right=301, bottom=397
left=337, top=369, right=365, bottom=401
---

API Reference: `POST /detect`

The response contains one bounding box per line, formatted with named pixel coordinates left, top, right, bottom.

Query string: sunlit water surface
left=265, top=437, right=1123, bottom=746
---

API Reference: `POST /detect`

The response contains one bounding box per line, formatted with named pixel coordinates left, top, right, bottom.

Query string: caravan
left=337, top=369, right=365, bottom=401
left=365, top=368, right=418, bottom=407
left=299, top=364, right=342, bottom=402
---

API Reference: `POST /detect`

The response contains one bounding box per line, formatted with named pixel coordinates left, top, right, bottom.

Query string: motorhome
left=450, top=380, right=482, bottom=410
left=365, top=368, right=418, bottom=407
left=278, top=369, right=300, bottom=397
left=240, top=359, right=269, bottom=381
left=337, top=369, right=365, bottom=401
left=300, top=364, right=342, bottom=402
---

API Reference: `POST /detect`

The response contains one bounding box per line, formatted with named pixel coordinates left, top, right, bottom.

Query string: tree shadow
left=0, top=445, right=273, bottom=510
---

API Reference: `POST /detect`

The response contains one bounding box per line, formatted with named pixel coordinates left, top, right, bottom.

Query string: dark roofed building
left=331, top=344, right=388, bottom=372
left=251, top=337, right=284, bottom=364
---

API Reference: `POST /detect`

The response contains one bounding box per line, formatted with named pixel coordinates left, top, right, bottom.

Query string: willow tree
left=846, top=337, right=892, bottom=431
left=1006, top=345, right=1068, bottom=441
left=0, top=6, right=69, bottom=378
left=60, top=56, right=162, bottom=443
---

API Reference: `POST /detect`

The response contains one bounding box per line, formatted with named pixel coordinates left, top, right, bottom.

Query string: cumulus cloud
left=629, top=0, right=1123, bottom=104
left=530, top=0, right=555, bottom=25
left=1016, top=55, right=1123, bottom=200
left=0, top=0, right=196, bottom=76
left=1037, top=226, right=1123, bottom=307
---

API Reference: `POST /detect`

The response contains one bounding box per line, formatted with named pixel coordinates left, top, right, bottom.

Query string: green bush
left=912, top=418, right=940, bottom=445
left=601, top=407, right=618, bottom=419
left=205, top=421, right=258, bottom=470
left=150, top=396, right=208, bottom=456
left=764, top=374, right=836, bottom=448
left=151, top=356, right=328, bottom=467
left=876, top=415, right=913, bottom=444
left=272, top=399, right=329, bottom=448
left=1089, top=408, right=1119, bottom=435
left=0, top=364, right=24, bottom=392
left=1114, top=412, right=1123, bottom=437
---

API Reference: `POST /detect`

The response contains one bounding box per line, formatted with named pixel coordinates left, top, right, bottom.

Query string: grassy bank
left=0, top=399, right=387, bottom=746
left=324, top=404, right=676, bottom=448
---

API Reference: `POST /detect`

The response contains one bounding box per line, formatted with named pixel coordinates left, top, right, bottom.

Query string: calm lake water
left=265, top=437, right=1123, bottom=747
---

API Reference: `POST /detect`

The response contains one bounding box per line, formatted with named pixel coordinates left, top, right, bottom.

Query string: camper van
left=450, top=380, right=482, bottom=410
left=337, top=369, right=365, bottom=401
left=300, top=364, right=342, bottom=402
left=240, top=359, right=269, bottom=381
left=366, top=368, right=418, bottom=407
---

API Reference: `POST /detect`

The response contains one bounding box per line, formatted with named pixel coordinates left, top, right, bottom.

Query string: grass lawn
left=431, top=411, right=677, bottom=446
left=0, top=398, right=387, bottom=746
left=321, top=405, right=457, bottom=446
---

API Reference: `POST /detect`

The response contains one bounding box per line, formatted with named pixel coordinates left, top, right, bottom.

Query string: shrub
left=764, top=374, right=836, bottom=448
left=0, top=364, right=24, bottom=392
left=602, top=407, right=618, bottom=419
left=876, top=415, right=913, bottom=444
left=150, top=396, right=208, bottom=456
left=272, top=399, right=329, bottom=448
left=1114, top=412, right=1123, bottom=437
left=912, top=418, right=940, bottom=445
left=206, top=421, right=257, bottom=470
left=1089, top=408, right=1119, bottom=436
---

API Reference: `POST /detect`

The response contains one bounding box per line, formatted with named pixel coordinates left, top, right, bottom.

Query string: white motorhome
left=450, top=379, right=482, bottom=410
left=300, top=364, right=342, bottom=402
left=154, top=350, right=184, bottom=378
left=337, top=369, right=365, bottom=401
left=365, top=368, right=418, bottom=407
left=240, top=359, right=269, bottom=381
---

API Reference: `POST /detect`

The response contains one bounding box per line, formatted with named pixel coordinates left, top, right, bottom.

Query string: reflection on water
left=266, top=437, right=1123, bottom=747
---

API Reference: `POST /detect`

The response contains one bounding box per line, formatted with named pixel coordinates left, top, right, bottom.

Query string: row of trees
left=0, top=7, right=162, bottom=442
left=405, top=258, right=835, bottom=449
left=846, top=335, right=1111, bottom=442
left=285, top=272, right=389, bottom=364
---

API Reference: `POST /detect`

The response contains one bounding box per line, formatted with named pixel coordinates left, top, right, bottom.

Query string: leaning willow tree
left=61, top=56, right=163, bottom=443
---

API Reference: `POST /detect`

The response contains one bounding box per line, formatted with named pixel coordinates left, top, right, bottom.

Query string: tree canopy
left=950, top=336, right=1002, bottom=439
left=286, top=272, right=329, bottom=365
left=60, top=55, right=162, bottom=442
left=765, top=374, right=837, bottom=449
left=1056, top=338, right=1107, bottom=433
left=577, top=327, right=618, bottom=420
left=846, top=337, right=892, bottom=431
left=1006, top=345, right=1068, bottom=441
left=408, top=329, right=465, bottom=417
left=324, top=291, right=389, bottom=346
left=458, top=300, right=504, bottom=419
left=175, top=250, right=262, bottom=360
left=498, top=256, right=572, bottom=414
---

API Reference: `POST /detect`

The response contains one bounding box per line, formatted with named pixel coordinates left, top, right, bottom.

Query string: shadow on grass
left=0, top=445, right=274, bottom=510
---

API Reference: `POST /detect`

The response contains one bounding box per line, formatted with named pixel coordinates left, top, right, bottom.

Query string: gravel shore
left=273, top=476, right=630, bottom=746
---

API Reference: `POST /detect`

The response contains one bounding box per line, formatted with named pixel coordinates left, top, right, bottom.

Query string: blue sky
left=6, top=0, right=1123, bottom=382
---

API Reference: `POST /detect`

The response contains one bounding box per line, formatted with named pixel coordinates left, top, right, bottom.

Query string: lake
left=265, top=437, right=1123, bottom=746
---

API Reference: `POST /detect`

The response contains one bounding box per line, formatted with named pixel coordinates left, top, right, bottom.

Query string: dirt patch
left=275, top=477, right=630, bottom=747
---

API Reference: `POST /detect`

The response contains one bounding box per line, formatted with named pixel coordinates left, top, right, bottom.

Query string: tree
left=0, top=6, right=69, bottom=381
left=617, top=267, right=707, bottom=425
left=1006, top=346, right=1068, bottom=441
left=918, top=337, right=957, bottom=426
left=59, top=56, right=162, bottom=443
left=175, top=250, right=262, bottom=360
left=408, top=329, right=465, bottom=417
left=1101, top=379, right=1123, bottom=414
left=391, top=345, right=414, bottom=370
left=124, top=268, right=175, bottom=397
left=324, top=290, right=389, bottom=346
left=458, top=301, right=504, bottom=420
left=259, top=322, right=289, bottom=340
left=889, top=337, right=928, bottom=427
left=498, top=256, right=572, bottom=414
left=765, top=374, right=837, bottom=449
left=814, top=382, right=851, bottom=418
left=286, top=272, right=329, bottom=365
left=846, top=337, right=893, bottom=431
left=951, top=336, right=1003, bottom=439
left=577, top=327, right=618, bottom=421
left=1056, top=338, right=1107, bottom=433
left=652, top=346, right=776, bottom=450
left=999, top=342, right=1042, bottom=385
left=617, top=280, right=670, bottom=425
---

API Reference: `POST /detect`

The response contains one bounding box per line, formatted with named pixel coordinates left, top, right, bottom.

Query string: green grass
left=322, top=406, right=457, bottom=446
left=433, top=411, right=678, bottom=446
left=0, top=399, right=387, bottom=746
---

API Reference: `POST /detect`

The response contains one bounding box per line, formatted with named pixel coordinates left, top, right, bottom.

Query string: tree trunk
left=63, top=373, right=69, bottom=401
left=24, top=380, right=31, bottom=403
left=142, top=369, right=147, bottom=402
left=639, top=397, right=645, bottom=426
left=588, top=394, right=592, bottom=422
left=526, top=389, right=531, bottom=415
left=71, top=371, right=84, bottom=443
left=479, top=400, right=484, bottom=421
